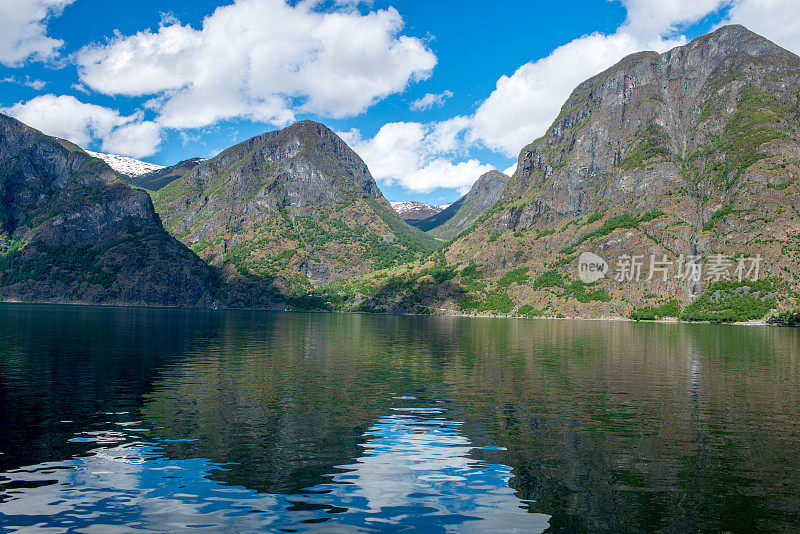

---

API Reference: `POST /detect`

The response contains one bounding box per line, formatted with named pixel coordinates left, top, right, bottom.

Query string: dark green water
left=0, top=304, right=799, bottom=532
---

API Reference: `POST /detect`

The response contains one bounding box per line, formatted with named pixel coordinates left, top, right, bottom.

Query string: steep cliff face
left=391, top=201, right=448, bottom=221
left=498, top=24, right=800, bottom=222
left=130, top=158, right=205, bottom=191
left=440, top=24, right=800, bottom=318
left=0, top=114, right=218, bottom=307
left=153, top=120, right=436, bottom=295
left=412, top=170, right=509, bottom=240
left=329, top=26, right=800, bottom=321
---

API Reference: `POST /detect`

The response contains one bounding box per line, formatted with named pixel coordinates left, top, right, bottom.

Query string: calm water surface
left=0, top=304, right=799, bottom=532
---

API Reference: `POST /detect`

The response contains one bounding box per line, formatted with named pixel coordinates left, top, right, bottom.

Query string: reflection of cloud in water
left=0, top=408, right=549, bottom=533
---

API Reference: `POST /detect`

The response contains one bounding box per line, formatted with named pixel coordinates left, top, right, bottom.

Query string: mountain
left=84, top=150, right=164, bottom=177
left=131, top=158, right=205, bottom=191
left=410, top=170, right=510, bottom=240
left=390, top=201, right=450, bottom=221
left=152, top=120, right=438, bottom=297
left=0, top=114, right=219, bottom=306
left=330, top=25, right=800, bottom=321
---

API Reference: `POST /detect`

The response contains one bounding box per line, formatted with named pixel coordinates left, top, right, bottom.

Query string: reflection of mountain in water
left=284, top=406, right=549, bottom=532
left=3, top=307, right=800, bottom=532
left=0, top=406, right=549, bottom=532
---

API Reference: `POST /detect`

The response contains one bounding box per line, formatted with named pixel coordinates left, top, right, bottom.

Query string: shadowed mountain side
left=411, top=170, right=510, bottom=240
left=128, top=158, right=206, bottom=191
left=0, top=114, right=219, bottom=307
left=152, top=121, right=438, bottom=300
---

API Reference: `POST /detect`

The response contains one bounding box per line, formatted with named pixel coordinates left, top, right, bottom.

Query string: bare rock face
left=390, top=201, right=447, bottom=221
left=413, top=170, right=510, bottom=240
left=432, top=25, right=800, bottom=318
left=153, top=120, right=436, bottom=296
left=129, top=158, right=205, bottom=191
left=502, top=24, right=800, bottom=224
left=0, top=114, right=219, bottom=307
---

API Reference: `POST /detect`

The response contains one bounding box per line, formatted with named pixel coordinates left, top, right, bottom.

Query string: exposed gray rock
left=128, top=158, right=205, bottom=191
left=413, top=170, right=510, bottom=240
left=504, top=24, right=800, bottom=226
left=0, top=113, right=219, bottom=307
left=153, top=120, right=436, bottom=294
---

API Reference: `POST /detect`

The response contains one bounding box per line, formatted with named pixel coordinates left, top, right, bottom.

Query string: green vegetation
left=768, top=309, right=800, bottom=326
left=497, top=267, right=529, bottom=288
left=680, top=279, right=783, bottom=323
left=592, top=213, right=641, bottom=236
left=629, top=300, right=683, bottom=321
left=461, top=263, right=483, bottom=280
left=586, top=209, right=607, bottom=224
left=561, top=280, right=611, bottom=303
left=621, top=124, right=671, bottom=170
left=696, top=87, right=795, bottom=188
left=363, top=234, right=417, bottom=270
left=532, top=269, right=563, bottom=289
left=460, top=263, right=485, bottom=291
left=560, top=218, right=580, bottom=232
left=552, top=254, right=577, bottom=268
left=516, top=304, right=543, bottom=317
left=640, top=210, right=665, bottom=223
left=488, top=231, right=504, bottom=242
left=0, top=243, right=118, bottom=289
left=766, top=176, right=796, bottom=190
left=460, top=290, right=515, bottom=314
left=534, top=228, right=557, bottom=239
left=703, top=204, right=733, bottom=232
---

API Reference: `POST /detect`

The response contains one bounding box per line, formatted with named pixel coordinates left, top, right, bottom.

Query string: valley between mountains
left=2, top=25, right=799, bottom=323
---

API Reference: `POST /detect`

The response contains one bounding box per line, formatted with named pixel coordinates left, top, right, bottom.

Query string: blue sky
left=1, top=0, right=798, bottom=204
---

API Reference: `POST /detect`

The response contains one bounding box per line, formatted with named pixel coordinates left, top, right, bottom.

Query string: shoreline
left=1, top=298, right=791, bottom=327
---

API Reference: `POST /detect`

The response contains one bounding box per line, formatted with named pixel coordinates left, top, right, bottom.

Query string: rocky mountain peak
left=152, top=119, right=436, bottom=293
left=472, top=170, right=510, bottom=191
left=0, top=113, right=218, bottom=306
left=411, top=170, right=510, bottom=239
left=504, top=23, right=800, bottom=221
left=170, top=120, right=383, bottom=220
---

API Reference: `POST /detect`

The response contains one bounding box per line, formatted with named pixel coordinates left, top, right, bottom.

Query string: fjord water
left=0, top=306, right=799, bottom=532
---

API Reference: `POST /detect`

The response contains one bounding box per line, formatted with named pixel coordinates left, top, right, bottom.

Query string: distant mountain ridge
left=85, top=150, right=164, bottom=177
left=152, top=120, right=437, bottom=298
left=0, top=114, right=218, bottom=306
left=131, top=158, right=206, bottom=191
left=390, top=201, right=451, bottom=221
left=410, top=170, right=510, bottom=240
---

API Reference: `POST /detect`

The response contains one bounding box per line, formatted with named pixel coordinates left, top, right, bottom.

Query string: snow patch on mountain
left=85, top=150, right=164, bottom=177
left=389, top=201, right=452, bottom=221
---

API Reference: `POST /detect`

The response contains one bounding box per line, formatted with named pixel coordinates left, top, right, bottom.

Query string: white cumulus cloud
left=723, top=0, right=800, bottom=55
left=410, top=90, right=453, bottom=111
left=620, top=0, right=730, bottom=39
left=344, top=121, right=493, bottom=194
left=348, top=0, right=749, bottom=191
left=4, top=94, right=161, bottom=158
left=75, top=0, right=436, bottom=129
left=468, top=31, right=669, bottom=156
left=101, top=120, right=162, bottom=158
left=0, top=0, right=75, bottom=67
